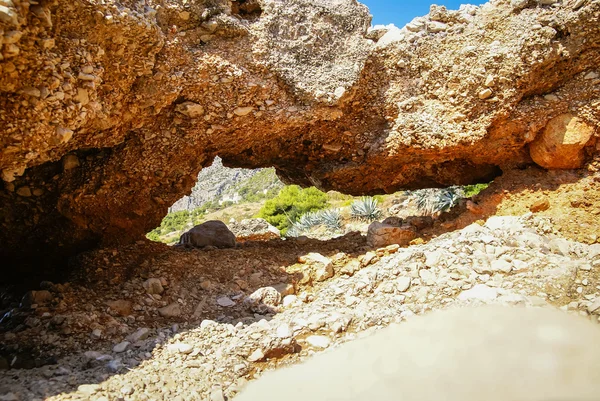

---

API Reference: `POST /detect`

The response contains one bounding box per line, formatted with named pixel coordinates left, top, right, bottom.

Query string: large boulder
left=367, top=221, right=417, bottom=248
left=235, top=306, right=600, bottom=401
left=178, top=221, right=236, bottom=249
left=229, top=218, right=280, bottom=242
left=529, top=113, right=596, bottom=169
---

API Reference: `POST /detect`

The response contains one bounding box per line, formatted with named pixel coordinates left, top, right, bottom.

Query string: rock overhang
left=0, top=0, right=599, bottom=280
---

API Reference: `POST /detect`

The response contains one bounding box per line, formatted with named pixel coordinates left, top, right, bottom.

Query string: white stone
left=306, top=335, right=331, bottom=349
left=282, top=295, right=298, bottom=307
left=276, top=324, right=293, bottom=339
left=491, top=259, right=512, bottom=274
left=248, top=349, right=265, bottom=362
left=458, top=284, right=499, bottom=302
left=167, top=342, right=194, bottom=354
left=396, top=276, right=412, bottom=292
left=587, top=298, right=600, bottom=315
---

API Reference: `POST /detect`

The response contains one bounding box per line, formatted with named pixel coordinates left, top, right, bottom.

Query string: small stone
left=106, top=361, right=125, bottom=374
left=491, top=259, right=513, bottom=274
left=484, top=74, right=495, bottom=87
left=248, top=349, right=265, bottom=362
left=0, top=6, right=18, bottom=25
left=77, top=384, right=101, bottom=395
left=233, top=106, right=254, bottom=116
left=396, top=276, right=412, bottom=292
left=282, top=295, right=297, bottom=307
left=16, top=186, right=31, bottom=197
left=113, top=341, right=130, bottom=353
left=158, top=302, right=181, bottom=318
left=340, top=260, right=361, bottom=276
left=584, top=71, right=599, bottom=80
left=458, top=284, right=499, bottom=302
left=217, top=296, right=235, bottom=307
left=511, top=0, right=529, bottom=10
left=306, top=335, right=331, bottom=349
left=530, top=198, right=550, bottom=213
left=587, top=298, right=600, bottom=315
left=56, top=127, right=73, bottom=144
left=276, top=324, right=293, bottom=339
left=176, top=101, right=204, bottom=118
left=478, top=88, right=493, bottom=99
left=120, top=385, right=134, bottom=395
left=210, top=388, right=226, bottom=401
left=106, top=300, right=133, bottom=316
left=127, top=327, right=150, bottom=342
left=419, top=269, right=436, bottom=286
left=78, top=72, right=96, bottom=81
left=168, top=342, right=193, bottom=354
left=143, top=278, right=164, bottom=295
left=91, top=329, right=102, bottom=339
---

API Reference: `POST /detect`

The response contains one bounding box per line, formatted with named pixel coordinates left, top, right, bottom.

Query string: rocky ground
left=1, top=203, right=600, bottom=400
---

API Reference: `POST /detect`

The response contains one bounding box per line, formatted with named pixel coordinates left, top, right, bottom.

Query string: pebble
left=210, top=388, right=226, bottom=401
left=587, top=298, right=600, bottom=315
left=396, top=277, right=412, bottom=292
left=306, top=335, right=331, bottom=349
left=276, top=324, right=293, bottom=339
left=478, top=88, right=493, bottom=99
left=127, top=327, right=150, bottom=342
left=158, top=302, right=181, bottom=317
left=113, top=341, right=129, bottom=353
left=168, top=343, right=194, bottom=354
left=247, top=349, right=265, bottom=362
left=217, top=296, right=235, bottom=307
left=77, top=384, right=101, bottom=395
left=458, top=284, right=499, bottom=302
left=143, top=278, right=164, bottom=295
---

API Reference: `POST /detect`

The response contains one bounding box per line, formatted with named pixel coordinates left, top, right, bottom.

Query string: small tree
left=257, top=185, right=329, bottom=234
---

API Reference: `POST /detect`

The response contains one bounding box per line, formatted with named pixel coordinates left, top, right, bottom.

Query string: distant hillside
left=169, top=157, right=283, bottom=213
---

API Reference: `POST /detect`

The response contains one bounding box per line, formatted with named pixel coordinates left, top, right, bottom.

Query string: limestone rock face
left=229, top=218, right=280, bottom=242
left=235, top=306, right=600, bottom=401
left=367, top=221, right=417, bottom=248
left=178, top=221, right=236, bottom=249
left=530, top=114, right=596, bottom=169
left=0, top=0, right=599, bottom=277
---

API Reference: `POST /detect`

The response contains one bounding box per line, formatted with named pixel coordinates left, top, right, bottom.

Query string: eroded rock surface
left=1, top=0, right=599, bottom=277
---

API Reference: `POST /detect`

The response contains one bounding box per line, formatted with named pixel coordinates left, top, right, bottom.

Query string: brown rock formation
left=530, top=113, right=595, bottom=169
left=0, top=0, right=599, bottom=278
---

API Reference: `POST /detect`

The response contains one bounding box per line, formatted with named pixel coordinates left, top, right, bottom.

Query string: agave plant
left=414, top=187, right=463, bottom=215
left=350, top=196, right=382, bottom=222
left=318, top=208, right=342, bottom=230
left=286, top=208, right=342, bottom=237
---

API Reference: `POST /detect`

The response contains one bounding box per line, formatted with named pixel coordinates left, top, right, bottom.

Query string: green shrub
left=463, top=183, right=490, bottom=198
left=257, top=185, right=329, bottom=235
left=147, top=210, right=193, bottom=241
left=350, top=196, right=382, bottom=222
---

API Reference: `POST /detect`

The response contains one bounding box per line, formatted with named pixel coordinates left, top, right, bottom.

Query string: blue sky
left=361, top=0, right=488, bottom=27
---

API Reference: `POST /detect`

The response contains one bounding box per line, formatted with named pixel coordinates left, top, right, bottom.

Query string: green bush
left=463, top=183, right=490, bottom=198
left=257, top=185, right=329, bottom=235
left=147, top=210, right=194, bottom=241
